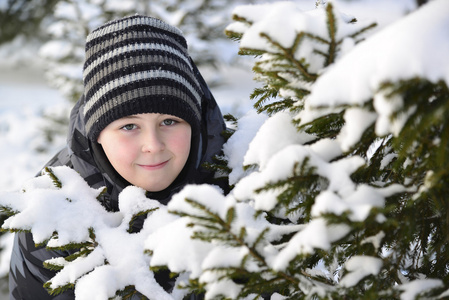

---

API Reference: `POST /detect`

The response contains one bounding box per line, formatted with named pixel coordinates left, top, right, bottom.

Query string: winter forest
left=1, top=0, right=449, bottom=299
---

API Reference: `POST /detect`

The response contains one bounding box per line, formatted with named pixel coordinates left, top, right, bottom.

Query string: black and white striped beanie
left=82, top=15, right=203, bottom=141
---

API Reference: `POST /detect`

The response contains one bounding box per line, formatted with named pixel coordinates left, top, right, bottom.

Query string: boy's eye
left=161, top=119, right=177, bottom=126
left=121, top=124, right=137, bottom=131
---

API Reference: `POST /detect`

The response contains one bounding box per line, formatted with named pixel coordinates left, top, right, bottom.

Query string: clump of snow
left=338, top=107, right=377, bottom=152
left=146, top=217, right=211, bottom=279
left=271, top=219, right=350, bottom=271
left=373, top=91, right=414, bottom=137
left=398, top=279, right=443, bottom=300
left=308, top=138, right=342, bottom=162
left=339, top=256, right=383, bottom=287
left=1, top=166, right=110, bottom=244
left=312, top=184, right=386, bottom=222
left=243, top=111, right=315, bottom=169
left=222, top=110, right=268, bottom=185
left=362, top=231, right=385, bottom=251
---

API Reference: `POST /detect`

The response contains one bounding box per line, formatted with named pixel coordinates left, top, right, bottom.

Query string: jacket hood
left=64, top=62, right=226, bottom=211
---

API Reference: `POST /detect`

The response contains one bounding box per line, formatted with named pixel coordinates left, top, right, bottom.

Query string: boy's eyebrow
left=120, top=115, right=140, bottom=120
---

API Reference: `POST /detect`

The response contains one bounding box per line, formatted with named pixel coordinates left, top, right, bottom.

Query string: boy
left=9, top=15, right=226, bottom=299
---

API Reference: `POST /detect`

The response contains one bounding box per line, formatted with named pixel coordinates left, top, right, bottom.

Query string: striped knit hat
left=82, top=15, right=203, bottom=141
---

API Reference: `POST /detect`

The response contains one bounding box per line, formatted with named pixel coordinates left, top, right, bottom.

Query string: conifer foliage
left=1, top=1, right=449, bottom=300
left=213, top=1, right=449, bottom=299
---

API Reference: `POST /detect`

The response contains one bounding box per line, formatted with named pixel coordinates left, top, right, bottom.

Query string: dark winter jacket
left=9, top=64, right=226, bottom=299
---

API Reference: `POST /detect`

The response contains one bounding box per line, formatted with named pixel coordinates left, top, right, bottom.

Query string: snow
left=1, top=166, right=110, bottom=244
left=0, top=233, right=14, bottom=275
left=331, top=0, right=417, bottom=30
left=361, top=231, right=385, bottom=251
left=146, top=217, right=212, bottom=278
left=398, top=279, right=443, bottom=300
left=222, top=110, right=267, bottom=185
left=338, top=107, right=377, bottom=151
left=0, top=78, right=66, bottom=192
left=304, top=0, right=449, bottom=136
left=271, top=218, right=350, bottom=270
left=39, top=40, right=74, bottom=60
left=339, top=256, right=383, bottom=287
left=1, top=0, right=446, bottom=299
left=104, top=0, right=137, bottom=12
left=243, top=111, right=315, bottom=169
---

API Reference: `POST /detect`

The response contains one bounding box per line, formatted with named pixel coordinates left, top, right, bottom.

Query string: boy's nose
left=141, top=130, right=165, bottom=153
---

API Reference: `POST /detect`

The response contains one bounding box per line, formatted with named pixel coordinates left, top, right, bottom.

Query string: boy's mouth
left=138, top=160, right=169, bottom=170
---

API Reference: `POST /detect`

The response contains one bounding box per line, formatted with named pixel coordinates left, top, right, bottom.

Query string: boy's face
left=97, top=113, right=191, bottom=192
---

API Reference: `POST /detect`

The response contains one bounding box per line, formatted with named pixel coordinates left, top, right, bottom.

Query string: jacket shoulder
left=9, top=232, right=75, bottom=299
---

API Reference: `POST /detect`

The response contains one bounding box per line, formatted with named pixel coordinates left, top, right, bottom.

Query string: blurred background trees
left=0, top=0, right=59, bottom=44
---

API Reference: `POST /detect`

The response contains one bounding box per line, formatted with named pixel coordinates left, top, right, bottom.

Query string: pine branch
left=113, top=285, right=147, bottom=300
left=347, top=22, right=377, bottom=43
left=176, top=278, right=206, bottom=297
left=254, top=159, right=325, bottom=219
left=225, top=14, right=253, bottom=42
left=43, top=167, right=62, bottom=188
left=128, top=208, right=159, bottom=233
left=96, top=187, right=107, bottom=201
left=231, top=14, right=253, bottom=26
left=223, top=113, right=238, bottom=126
left=250, top=86, right=280, bottom=113
left=44, top=227, right=99, bottom=271
left=325, top=2, right=337, bottom=66
left=227, top=2, right=378, bottom=119
left=258, top=99, right=296, bottom=115
left=44, top=281, right=75, bottom=297
left=0, top=206, right=19, bottom=217
left=258, top=32, right=318, bottom=82
left=202, top=157, right=232, bottom=176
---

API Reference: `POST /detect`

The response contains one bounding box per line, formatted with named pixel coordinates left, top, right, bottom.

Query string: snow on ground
left=0, top=67, right=67, bottom=191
